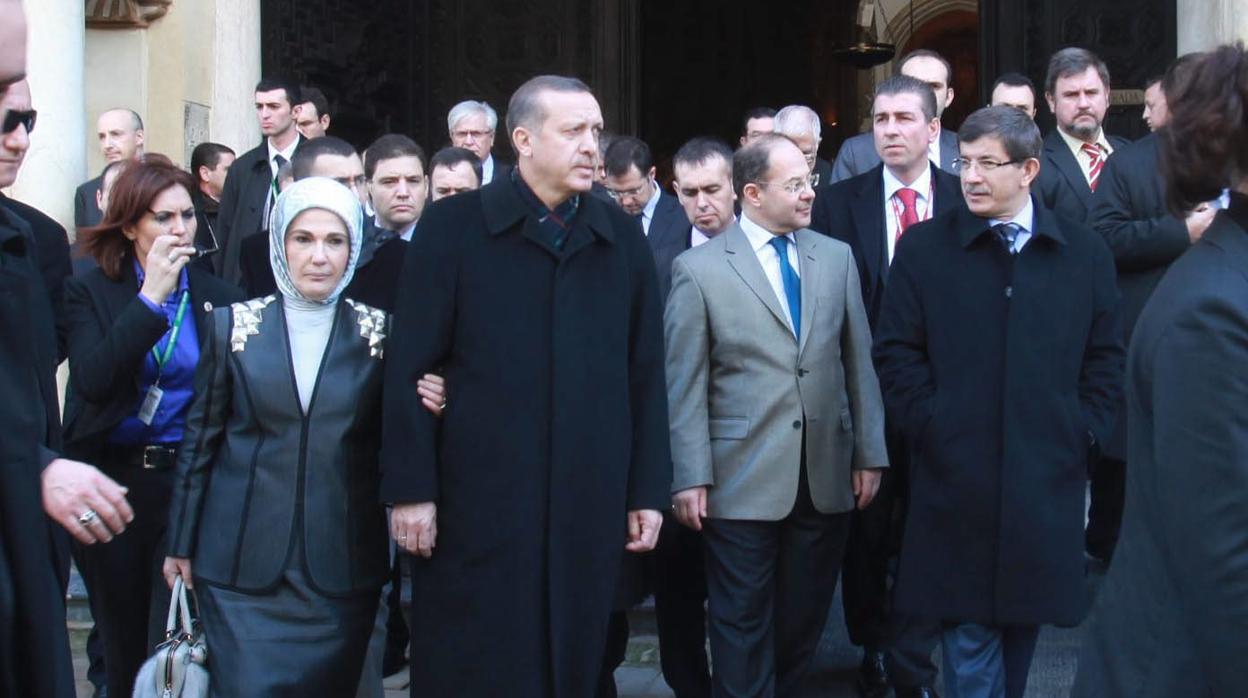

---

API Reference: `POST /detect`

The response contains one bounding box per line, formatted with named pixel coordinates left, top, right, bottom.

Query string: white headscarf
left=268, top=177, right=364, bottom=307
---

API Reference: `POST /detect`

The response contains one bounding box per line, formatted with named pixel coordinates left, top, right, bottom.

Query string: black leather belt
left=104, top=444, right=178, bottom=470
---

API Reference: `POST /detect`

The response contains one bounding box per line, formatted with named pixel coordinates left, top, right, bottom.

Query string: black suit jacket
left=645, top=191, right=691, bottom=297
left=74, top=176, right=103, bottom=230
left=1073, top=195, right=1248, bottom=697
left=167, top=297, right=389, bottom=595
left=61, top=263, right=244, bottom=463
left=874, top=196, right=1122, bottom=626
left=216, top=136, right=300, bottom=284
left=239, top=225, right=407, bottom=313
left=1089, top=132, right=1190, bottom=459
left=810, top=163, right=964, bottom=327
left=1037, top=129, right=1131, bottom=224
left=0, top=195, right=72, bottom=359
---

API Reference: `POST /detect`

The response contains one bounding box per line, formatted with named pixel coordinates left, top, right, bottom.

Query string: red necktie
left=895, top=188, right=920, bottom=242
left=1081, top=143, right=1104, bottom=192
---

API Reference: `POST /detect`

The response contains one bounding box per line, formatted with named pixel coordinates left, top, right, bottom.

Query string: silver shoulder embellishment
left=345, top=299, right=388, bottom=359
left=230, top=295, right=277, bottom=352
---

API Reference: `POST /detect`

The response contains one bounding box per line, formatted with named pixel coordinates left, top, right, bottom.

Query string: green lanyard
left=151, top=290, right=191, bottom=375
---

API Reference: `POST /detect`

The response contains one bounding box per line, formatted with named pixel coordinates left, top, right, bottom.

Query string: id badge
left=137, top=385, right=164, bottom=425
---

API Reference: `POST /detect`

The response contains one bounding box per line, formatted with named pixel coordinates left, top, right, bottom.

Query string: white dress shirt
left=639, top=184, right=660, bottom=236
left=990, top=196, right=1036, bottom=254
left=266, top=136, right=300, bottom=178
left=690, top=227, right=712, bottom=247
left=482, top=154, right=496, bottom=184
left=1056, top=128, right=1114, bottom=185
left=882, top=164, right=934, bottom=263
left=928, top=132, right=943, bottom=171
left=739, top=213, right=801, bottom=336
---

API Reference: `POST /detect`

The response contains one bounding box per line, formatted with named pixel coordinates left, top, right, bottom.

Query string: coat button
left=792, top=420, right=802, bottom=429
left=797, top=368, right=808, bottom=377
left=1004, top=286, right=1012, bottom=298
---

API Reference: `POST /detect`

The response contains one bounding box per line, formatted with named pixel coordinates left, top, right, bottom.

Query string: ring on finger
left=78, top=509, right=99, bottom=527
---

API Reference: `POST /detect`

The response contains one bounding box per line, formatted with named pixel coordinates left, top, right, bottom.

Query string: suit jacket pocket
left=840, top=409, right=853, bottom=432
left=708, top=417, right=749, bottom=440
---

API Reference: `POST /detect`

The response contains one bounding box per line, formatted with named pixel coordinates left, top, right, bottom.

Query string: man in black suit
left=1036, top=48, right=1130, bottom=226
left=773, top=105, right=834, bottom=185
left=295, top=85, right=331, bottom=139
left=1085, top=53, right=1212, bottom=563
left=429, top=146, right=482, bottom=202
left=652, top=137, right=737, bottom=300
left=447, top=99, right=511, bottom=184
left=874, top=106, right=1122, bottom=698
left=830, top=50, right=961, bottom=184
left=809, top=74, right=963, bottom=698
left=215, top=78, right=302, bottom=284
left=74, top=108, right=144, bottom=231
left=188, top=142, right=235, bottom=259
left=990, top=73, right=1038, bottom=120
left=602, top=136, right=688, bottom=246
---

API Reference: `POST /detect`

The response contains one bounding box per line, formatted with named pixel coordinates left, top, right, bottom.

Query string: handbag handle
left=165, top=575, right=197, bottom=639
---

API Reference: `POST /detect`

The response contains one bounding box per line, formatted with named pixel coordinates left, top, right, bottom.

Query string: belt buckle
left=143, top=446, right=164, bottom=470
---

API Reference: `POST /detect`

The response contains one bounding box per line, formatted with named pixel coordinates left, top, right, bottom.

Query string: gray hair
left=733, top=133, right=793, bottom=199
left=958, top=106, right=1043, bottom=162
left=772, top=105, right=821, bottom=140
left=447, top=100, right=498, bottom=132
left=1045, top=47, right=1111, bottom=96
left=505, top=75, right=592, bottom=135
left=874, top=74, right=938, bottom=122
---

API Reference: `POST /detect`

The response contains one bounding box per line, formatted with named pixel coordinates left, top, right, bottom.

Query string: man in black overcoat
left=381, top=75, right=671, bottom=698
left=873, top=106, right=1122, bottom=698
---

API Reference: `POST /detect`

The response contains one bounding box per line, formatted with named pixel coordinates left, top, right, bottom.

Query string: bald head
left=0, top=0, right=27, bottom=92
left=97, top=108, right=145, bottom=163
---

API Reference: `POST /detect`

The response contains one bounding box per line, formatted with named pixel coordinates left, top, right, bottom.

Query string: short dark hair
left=672, top=137, right=733, bottom=174
left=506, top=75, right=593, bottom=135
left=958, top=105, right=1043, bottom=162
left=290, top=135, right=356, bottom=180
left=897, top=49, right=953, bottom=84
left=1162, top=45, right=1248, bottom=212
left=1161, top=52, right=1205, bottom=102
left=874, top=74, right=938, bottom=121
left=299, top=86, right=329, bottom=118
left=190, top=142, right=235, bottom=176
left=992, top=72, right=1036, bottom=97
left=603, top=136, right=653, bottom=178
left=365, top=134, right=427, bottom=179
left=79, top=159, right=196, bottom=280
left=254, top=77, right=302, bottom=107
left=733, top=133, right=793, bottom=199
left=429, top=146, right=482, bottom=185
left=741, top=107, right=776, bottom=135
left=1044, top=47, right=1111, bottom=95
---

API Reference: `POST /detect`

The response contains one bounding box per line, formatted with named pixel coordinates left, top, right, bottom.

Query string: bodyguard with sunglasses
left=61, top=160, right=241, bottom=698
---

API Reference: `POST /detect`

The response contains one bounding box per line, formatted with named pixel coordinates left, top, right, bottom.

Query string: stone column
left=8, top=0, right=86, bottom=231
left=210, top=0, right=261, bottom=154
left=1178, top=0, right=1248, bottom=54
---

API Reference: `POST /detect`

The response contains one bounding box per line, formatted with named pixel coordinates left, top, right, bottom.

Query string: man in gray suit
left=830, top=49, right=961, bottom=184
left=666, top=133, right=888, bottom=697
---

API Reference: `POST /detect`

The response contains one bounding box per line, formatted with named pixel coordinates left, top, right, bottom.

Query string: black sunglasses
left=2, top=109, right=35, bottom=135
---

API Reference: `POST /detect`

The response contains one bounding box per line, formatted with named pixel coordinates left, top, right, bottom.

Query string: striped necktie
left=1080, top=143, right=1104, bottom=192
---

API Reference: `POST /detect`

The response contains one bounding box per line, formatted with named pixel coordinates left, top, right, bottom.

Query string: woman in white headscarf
left=161, top=178, right=392, bottom=695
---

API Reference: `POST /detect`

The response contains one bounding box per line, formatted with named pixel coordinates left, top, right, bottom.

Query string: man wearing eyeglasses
left=874, top=106, right=1122, bottom=698
left=666, top=133, right=887, bottom=698
left=809, top=73, right=964, bottom=698
left=603, top=136, right=688, bottom=242
left=447, top=100, right=511, bottom=184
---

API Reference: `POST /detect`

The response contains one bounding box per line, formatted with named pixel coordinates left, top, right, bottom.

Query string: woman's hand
left=163, top=556, right=194, bottom=590
left=140, top=234, right=195, bottom=306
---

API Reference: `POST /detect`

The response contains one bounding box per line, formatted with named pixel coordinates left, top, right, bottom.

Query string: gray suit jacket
left=829, top=128, right=960, bottom=185
left=664, top=223, right=888, bottom=520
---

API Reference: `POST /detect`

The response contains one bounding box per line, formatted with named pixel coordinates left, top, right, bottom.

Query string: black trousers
left=653, top=512, right=712, bottom=698
left=702, top=461, right=851, bottom=698
left=1086, top=455, right=1125, bottom=559
left=74, top=464, right=173, bottom=698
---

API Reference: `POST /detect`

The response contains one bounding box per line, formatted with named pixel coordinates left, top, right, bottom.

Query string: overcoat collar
left=480, top=173, right=615, bottom=246
left=957, top=194, right=1068, bottom=249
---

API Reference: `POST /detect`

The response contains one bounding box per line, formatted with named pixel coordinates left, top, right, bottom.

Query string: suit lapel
left=1045, top=133, right=1092, bottom=207
left=795, top=230, right=819, bottom=358
left=850, top=169, right=886, bottom=288
left=723, top=224, right=792, bottom=336
left=939, top=129, right=960, bottom=172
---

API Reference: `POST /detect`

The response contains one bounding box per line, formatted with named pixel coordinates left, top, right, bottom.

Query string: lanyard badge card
left=138, top=290, right=189, bottom=426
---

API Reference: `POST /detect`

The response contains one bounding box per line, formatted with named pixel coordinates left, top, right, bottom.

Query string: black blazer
left=1089, top=133, right=1190, bottom=459
left=0, top=195, right=72, bottom=359
left=810, top=162, right=964, bottom=328
left=1037, top=129, right=1131, bottom=224
left=61, top=263, right=244, bottom=463
left=239, top=228, right=407, bottom=313
left=645, top=191, right=692, bottom=297
left=167, top=296, right=390, bottom=596
left=74, top=176, right=103, bottom=230
left=1073, top=195, right=1248, bottom=697
left=874, top=196, right=1122, bottom=626
left=216, top=136, right=301, bottom=284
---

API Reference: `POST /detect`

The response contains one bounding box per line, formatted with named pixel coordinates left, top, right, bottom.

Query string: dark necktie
left=767, top=235, right=801, bottom=340
left=994, top=222, right=1021, bottom=255
left=272, top=154, right=287, bottom=196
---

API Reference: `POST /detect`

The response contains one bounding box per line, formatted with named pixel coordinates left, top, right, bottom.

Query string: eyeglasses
left=451, top=129, right=492, bottom=142
left=605, top=182, right=651, bottom=200
left=2, top=108, right=36, bottom=135
left=954, top=157, right=1024, bottom=173
left=758, top=173, right=818, bottom=195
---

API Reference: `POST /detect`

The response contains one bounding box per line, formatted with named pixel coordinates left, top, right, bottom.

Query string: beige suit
left=665, top=222, right=888, bottom=521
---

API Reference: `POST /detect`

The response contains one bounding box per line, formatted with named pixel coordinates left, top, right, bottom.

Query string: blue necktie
left=994, top=222, right=1020, bottom=255
left=768, top=235, right=801, bottom=340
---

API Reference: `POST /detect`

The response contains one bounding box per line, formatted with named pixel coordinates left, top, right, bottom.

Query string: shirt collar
left=882, top=162, right=933, bottom=202
left=989, top=196, right=1035, bottom=234
left=374, top=215, right=418, bottom=241
left=482, top=153, right=495, bottom=182
left=267, top=134, right=300, bottom=164
left=640, top=183, right=661, bottom=221
left=1056, top=126, right=1111, bottom=160
left=739, top=212, right=795, bottom=252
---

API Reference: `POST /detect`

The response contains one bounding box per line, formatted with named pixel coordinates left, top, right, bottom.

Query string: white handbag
left=132, top=575, right=210, bottom=698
